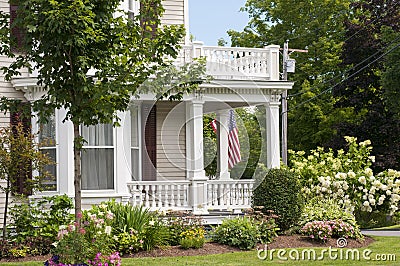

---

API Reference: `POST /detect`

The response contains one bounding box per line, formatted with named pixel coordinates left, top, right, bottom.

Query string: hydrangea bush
left=289, top=137, right=400, bottom=215
left=301, top=220, right=357, bottom=241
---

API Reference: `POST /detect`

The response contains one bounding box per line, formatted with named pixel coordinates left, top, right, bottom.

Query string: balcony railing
left=177, top=41, right=280, bottom=81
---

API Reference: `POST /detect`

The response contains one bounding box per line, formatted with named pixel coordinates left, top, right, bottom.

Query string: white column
left=57, top=108, right=75, bottom=196
left=115, top=111, right=132, bottom=203
left=216, top=110, right=230, bottom=180
left=186, top=98, right=208, bottom=214
left=264, top=100, right=281, bottom=168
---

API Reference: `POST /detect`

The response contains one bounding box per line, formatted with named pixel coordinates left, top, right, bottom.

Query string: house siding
left=161, top=0, right=185, bottom=26
left=156, top=101, right=186, bottom=180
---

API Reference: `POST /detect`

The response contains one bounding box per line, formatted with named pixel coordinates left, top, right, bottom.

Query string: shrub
left=52, top=210, right=114, bottom=265
left=179, top=227, right=205, bottom=249
left=253, top=166, right=304, bottom=231
left=213, top=216, right=259, bottom=250
left=300, top=198, right=362, bottom=238
left=289, top=137, right=400, bottom=216
left=301, top=220, right=358, bottom=241
left=164, top=212, right=204, bottom=246
left=100, top=201, right=169, bottom=253
left=9, top=195, right=74, bottom=243
left=301, top=221, right=333, bottom=241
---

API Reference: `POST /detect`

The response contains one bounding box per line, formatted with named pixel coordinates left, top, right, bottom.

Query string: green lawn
left=1, top=236, right=399, bottom=266
left=372, top=224, right=400, bottom=230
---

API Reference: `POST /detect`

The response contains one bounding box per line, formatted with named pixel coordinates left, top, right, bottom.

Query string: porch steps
left=194, top=210, right=244, bottom=225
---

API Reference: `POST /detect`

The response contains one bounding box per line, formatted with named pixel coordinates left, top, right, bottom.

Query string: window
left=130, top=105, right=140, bottom=180
left=81, top=124, right=114, bottom=190
left=39, top=113, right=57, bottom=191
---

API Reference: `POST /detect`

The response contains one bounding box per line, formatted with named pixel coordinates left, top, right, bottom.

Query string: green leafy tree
left=329, top=0, right=400, bottom=171
left=0, top=0, right=187, bottom=222
left=228, top=0, right=352, bottom=151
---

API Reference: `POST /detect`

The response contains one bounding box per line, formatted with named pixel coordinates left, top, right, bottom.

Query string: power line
left=285, top=41, right=400, bottom=113
left=288, top=34, right=400, bottom=98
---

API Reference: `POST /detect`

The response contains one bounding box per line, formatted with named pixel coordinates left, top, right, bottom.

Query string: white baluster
left=183, top=184, right=188, bottom=207
left=244, top=184, right=249, bottom=206
left=176, top=184, right=181, bottom=207
left=151, top=185, right=156, bottom=208
left=138, top=185, right=143, bottom=205
left=226, top=183, right=231, bottom=208
left=157, top=184, right=163, bottom=208
left=171, top=184, right=175, bottom=208
left=164, top=184, right=169, bottom=207
left=144, top=185, right=149, bottom=207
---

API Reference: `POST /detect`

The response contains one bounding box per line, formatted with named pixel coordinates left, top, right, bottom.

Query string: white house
left=0, top=0, right=293, bottom=216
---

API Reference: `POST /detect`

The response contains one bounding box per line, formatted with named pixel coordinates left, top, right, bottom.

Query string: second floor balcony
left=177, top=41, right=280, bottom=81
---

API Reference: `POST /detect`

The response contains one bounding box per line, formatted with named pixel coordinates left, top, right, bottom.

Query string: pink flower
left=79, top=228, right=86, bottom=234
left=77, top=212, right=83, bottom=219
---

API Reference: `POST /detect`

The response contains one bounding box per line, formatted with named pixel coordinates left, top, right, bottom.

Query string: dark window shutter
left=10, top=102, right=32, bottom=195
left=10, top=3, right=25, bottom=52
left=140, top=0, right=159, bottom=38
left=142, top=104, right=157, bottom=181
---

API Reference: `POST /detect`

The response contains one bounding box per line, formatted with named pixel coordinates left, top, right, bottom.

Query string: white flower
left=369, top=198, right=376, bottom=206
left=365, top=168, right=373, bottom=177
left=59, top=225, right=67, bottom=230
left=149, top=220, right=155, bottom=226
left=105, top=226, right=112, bottom=235
left=363, top=201, right=370, bottom=207
left=386, top=190, right=392, bottom=196
left=369, top=175, right=375, bottom=182
left=321, top=187, right=327, bottom=193
left=358, top=176, right=367, bottom=185
left=348, top=171, right=356, bottom=178
left=363, top=195, right=367, bottom=200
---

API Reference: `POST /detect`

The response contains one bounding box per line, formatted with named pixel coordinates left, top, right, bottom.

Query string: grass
left=371, top=224, right=400, bottom=230
left=1, top=236, right=399, bottom=265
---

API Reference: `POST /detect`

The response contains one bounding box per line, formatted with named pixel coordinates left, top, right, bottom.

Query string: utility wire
left=288, top=33, right=400, bottom=98
left=284, top=41, right=400, bottom=114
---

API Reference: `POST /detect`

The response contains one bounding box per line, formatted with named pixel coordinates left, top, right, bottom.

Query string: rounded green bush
left=213, top=216, right=259, bottom=250
left=252, top=167, right=304, bottom=231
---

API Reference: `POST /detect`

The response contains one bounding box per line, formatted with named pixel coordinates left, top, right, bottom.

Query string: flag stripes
left=210, top=109, right=241, bottom=169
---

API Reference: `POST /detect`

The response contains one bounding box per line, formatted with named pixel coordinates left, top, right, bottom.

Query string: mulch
left=0, top=235, right=375, bottom=263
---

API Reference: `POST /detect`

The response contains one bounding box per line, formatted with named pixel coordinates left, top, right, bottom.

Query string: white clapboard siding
left=161, top=0, right=185, bottom=26
left=156, top=101, right=186, bottom=180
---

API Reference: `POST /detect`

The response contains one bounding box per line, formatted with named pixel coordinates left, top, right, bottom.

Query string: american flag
left=210, top=109, right=241, bottom=168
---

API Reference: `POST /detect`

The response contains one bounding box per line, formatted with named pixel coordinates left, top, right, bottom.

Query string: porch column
left=216, top=110, right=230, bottom=180
left=186, top=98, right=208, bottom=214
left=264, top=99, right=281, bottom=168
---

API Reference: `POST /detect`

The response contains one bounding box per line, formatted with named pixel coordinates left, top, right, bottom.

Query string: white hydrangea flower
left=365, top=168, right=373, bottom=177
left=369, top=198, right=376, bottom=206
left=348, top=171, right=356, bottom=178
left=358, top=176, right=367, bottom=185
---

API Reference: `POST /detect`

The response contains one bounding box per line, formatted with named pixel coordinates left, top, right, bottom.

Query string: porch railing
left=127, top=181, right=191, bottom=211
left=176, top=42, right=280, bottom=81
left=127, top=179, right=255, bottom=213
left=207, top=179, right=254, bottom=211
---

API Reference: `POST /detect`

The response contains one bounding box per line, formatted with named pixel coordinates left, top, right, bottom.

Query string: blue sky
left=189, top=0, right=249, bottom=46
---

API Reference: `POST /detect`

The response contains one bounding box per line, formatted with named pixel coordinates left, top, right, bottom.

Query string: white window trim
left=130, top=102, right=142, bottom=181
left=33, top=110, right=60, bottom=194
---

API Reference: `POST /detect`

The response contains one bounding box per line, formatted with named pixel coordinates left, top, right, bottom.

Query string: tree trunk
left=73, top=123, right=82, bottom=224
left=2, top=179, right=9, bottom=242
